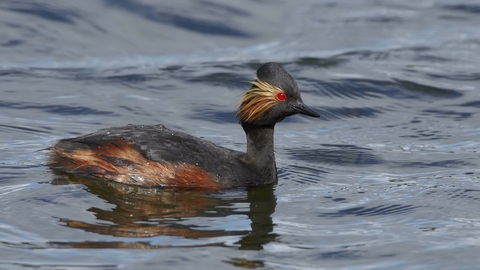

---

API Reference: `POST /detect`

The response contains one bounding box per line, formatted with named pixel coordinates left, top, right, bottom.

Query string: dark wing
left=49, top=125, right=246, bottom=188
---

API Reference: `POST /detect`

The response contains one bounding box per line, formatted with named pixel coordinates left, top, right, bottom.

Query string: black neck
left=241, top=122, right=277, bottom=182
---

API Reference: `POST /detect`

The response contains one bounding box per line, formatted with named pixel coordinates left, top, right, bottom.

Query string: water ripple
left=317, top=106, right=384, bottom=120
left=280, top=165, right=327, bottom=185
left=103, top=0, right=253, bottom=37
left=295, top=57, right=348, bottom=68
left=442, top=4, right=480, bottom=14
left=0, top=101, right=115, bottom=116
left=318, top=204, right=418, bottom=218
left=287, top=144, right=383, bottom=166
left=3, top=2, right=79, bottom=24
left=394, top=79, right=463, bottom=99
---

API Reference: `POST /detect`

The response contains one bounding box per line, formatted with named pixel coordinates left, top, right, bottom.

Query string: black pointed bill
left=291, top=102, right=320, bottom=118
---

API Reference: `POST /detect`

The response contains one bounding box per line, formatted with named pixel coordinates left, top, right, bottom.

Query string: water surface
left=1, top=1, right=480, bottom=269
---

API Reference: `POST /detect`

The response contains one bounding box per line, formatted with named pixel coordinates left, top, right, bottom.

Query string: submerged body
left=49, top=63, right=320, bottom=189
left=50, top=124, right=276, bottom=188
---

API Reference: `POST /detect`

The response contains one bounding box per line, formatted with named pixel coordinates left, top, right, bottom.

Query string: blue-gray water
left=2, top=1, right=480, bottom=269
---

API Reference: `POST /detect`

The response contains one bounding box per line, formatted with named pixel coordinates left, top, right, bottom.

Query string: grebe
left=49, top=62, right=320, bottom=189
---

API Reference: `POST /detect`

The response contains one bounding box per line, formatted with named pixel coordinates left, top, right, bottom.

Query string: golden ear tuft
left=236, top=79, right=285, bottom=122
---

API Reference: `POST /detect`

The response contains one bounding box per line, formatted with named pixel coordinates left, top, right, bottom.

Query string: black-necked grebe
left=49, top=62, right=320, bottom=189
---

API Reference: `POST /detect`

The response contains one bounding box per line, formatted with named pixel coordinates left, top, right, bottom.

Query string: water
left=1, top=0, right=480, bottom=269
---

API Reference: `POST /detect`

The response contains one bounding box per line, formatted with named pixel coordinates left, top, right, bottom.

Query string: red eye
left=276, top=92, right=286, bottom=101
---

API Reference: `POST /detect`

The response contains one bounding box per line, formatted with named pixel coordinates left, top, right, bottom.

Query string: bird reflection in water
left=50, top=174, right=277, bottom=250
